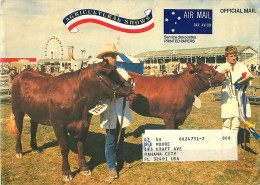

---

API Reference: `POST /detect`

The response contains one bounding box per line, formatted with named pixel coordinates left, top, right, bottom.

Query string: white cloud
left=1, top=0, right=259, bottom=60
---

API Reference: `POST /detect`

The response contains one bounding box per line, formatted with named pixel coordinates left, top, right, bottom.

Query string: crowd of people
left=250, top=63, right=259, bottom=75
left=0, top=64, right=76, bottom=76
left=143, top=61, right=259, bottom=77
left=144, top=64, right=187, bottom=76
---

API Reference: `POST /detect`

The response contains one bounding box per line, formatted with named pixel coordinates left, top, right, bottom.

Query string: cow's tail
left=7, top=113, right=18, bottom=137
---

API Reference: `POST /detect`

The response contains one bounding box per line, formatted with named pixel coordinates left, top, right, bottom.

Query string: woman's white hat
left=96, top=43, right=121, bottom=59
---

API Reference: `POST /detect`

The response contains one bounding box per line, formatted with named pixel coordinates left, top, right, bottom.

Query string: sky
left=0, top=0, right=259, bottom=60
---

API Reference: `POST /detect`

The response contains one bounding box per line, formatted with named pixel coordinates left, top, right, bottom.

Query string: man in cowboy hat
left=97, top=43, right=133, bottom=179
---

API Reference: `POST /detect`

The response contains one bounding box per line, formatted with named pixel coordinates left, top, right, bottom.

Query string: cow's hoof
left=80, top=169, right=91, bottom=176
left=32, top=149, right=40, bottom=153
left=16, top=153, right=22, bottom=158
left=63, top=174, right=73, bottom=182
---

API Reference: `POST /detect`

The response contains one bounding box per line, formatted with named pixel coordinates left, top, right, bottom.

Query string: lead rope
left=226, top=72, right=236, bottom=98
left=116, top=97, right=127, bottom=149
left=105, top=98, right=113, bottom=182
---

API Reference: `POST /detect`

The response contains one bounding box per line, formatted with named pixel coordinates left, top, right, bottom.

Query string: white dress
left=100, top=66, right=132, bottom=129
left=216, top=62, right=252, bottom=119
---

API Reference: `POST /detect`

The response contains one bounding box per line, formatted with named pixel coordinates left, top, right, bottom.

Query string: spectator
left=8, top=67, right=18, bottom=90
left=162, top=70, right=167, bottom=76
left=22, top=65, right=27, bottom=71
left=64, top=65, right=73, bottom=73
left=256, top=64, right=259, bottom=75
left=250, top=64, right=254, bottom=72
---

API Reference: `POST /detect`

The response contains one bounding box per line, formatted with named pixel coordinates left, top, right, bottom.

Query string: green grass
left=1, top=78, right=259, bottom=184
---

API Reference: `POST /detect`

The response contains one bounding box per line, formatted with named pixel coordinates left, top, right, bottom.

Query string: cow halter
left=194, top=70, right=218, bottom=89
left=93, top=63, right=126, bottom=97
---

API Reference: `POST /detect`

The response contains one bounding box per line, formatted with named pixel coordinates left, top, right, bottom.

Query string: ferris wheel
left=45, top=36, right=64, bottom=59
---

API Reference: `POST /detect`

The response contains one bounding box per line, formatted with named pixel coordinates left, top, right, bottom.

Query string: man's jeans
left=105, top=125, right=126, bottom=170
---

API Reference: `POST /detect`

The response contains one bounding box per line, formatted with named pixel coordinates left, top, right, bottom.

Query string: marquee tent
left=88, top=54, right=144, bottom=74
left=116, top=54, right=144, bottom=74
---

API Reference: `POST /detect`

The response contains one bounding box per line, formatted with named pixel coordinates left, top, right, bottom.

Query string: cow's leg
left=76, top=136, right=91, bottom=175
left=52, top=125, right=72, bottom=181
left=174, top=118, right=186, bottom=129
left=86, top=113, right=92, bottom=126
left=14, top=112, right=25, bottom=158
left=78, top=112, right=92, bottom=175
left=163, top=115, right=177, bottom=129
left=30, top=119, right=40, bottom=153
left=174, top=112, right=189, bottom=129
left=67, top=119, right=91, bottom=176
left=164, top=110, right=190, bottom=129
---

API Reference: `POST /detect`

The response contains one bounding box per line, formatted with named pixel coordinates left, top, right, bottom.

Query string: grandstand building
left=135, top=46, right=258, bottom=72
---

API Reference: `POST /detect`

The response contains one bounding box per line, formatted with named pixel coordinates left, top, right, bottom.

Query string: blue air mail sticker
left=142, top=130, right=237, bottom=162
left=164, top=9, right=212, bottom=34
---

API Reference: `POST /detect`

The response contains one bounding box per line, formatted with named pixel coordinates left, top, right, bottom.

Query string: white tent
left=87, top=54, right=144, bottom=74
left=116, top=54, right=144, bottom=74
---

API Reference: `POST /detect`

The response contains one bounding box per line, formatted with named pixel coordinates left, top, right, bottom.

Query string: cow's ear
left=103, top=59, right=109, bottom=65
left=187, top=62, right=196, bottom=74
left=186, top=62, right=194, bottom=69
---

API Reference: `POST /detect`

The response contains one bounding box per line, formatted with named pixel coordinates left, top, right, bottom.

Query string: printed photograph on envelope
left=1, top=0, right=259, bottom=184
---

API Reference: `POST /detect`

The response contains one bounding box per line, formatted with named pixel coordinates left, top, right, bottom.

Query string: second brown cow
left=129, top=61, right=226, bottom=129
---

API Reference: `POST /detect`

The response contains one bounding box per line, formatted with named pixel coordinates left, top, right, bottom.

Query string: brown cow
left=129, top=61, right=226, bottom=129
left=9, top=60, right=133, bottom=181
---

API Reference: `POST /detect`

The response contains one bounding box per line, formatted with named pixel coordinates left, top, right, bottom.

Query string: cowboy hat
left=96, top=43, right=121, bottom=59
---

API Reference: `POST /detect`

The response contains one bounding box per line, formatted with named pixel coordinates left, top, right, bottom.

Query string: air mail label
left=164, top=9, right=212, bottom=34
left=142, top=130, right=237, bottom=162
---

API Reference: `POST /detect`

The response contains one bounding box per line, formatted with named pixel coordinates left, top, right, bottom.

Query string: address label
left=142, top=130, right=237, bottom=162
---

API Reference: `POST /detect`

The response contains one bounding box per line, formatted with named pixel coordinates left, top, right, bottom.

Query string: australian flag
left=164, top=9, right=212, bottom=34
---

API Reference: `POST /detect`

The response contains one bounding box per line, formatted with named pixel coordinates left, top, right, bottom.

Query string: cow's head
left=93, top=60, right=133, bottom=98
left=187, top=61, right=226, bottom=89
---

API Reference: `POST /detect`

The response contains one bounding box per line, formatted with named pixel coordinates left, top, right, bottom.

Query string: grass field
left=1, top=78, right=259, bottom=185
